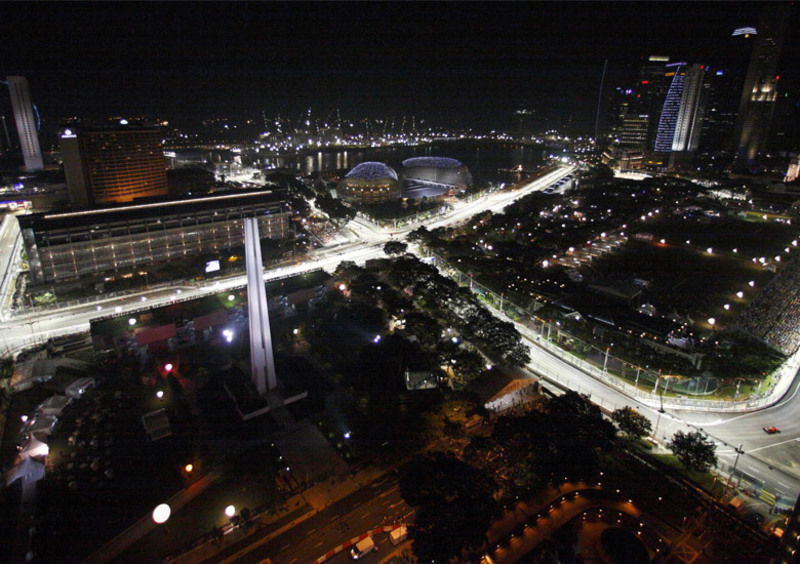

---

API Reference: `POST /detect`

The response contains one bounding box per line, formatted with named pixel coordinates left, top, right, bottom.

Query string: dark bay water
left=260, top=140, right=546, bottom=186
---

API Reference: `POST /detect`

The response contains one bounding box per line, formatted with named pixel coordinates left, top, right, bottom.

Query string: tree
left=384, top=240, right=408, bottom=256
left=315, top=194, right=356, bottom=222
left=407, top=226, right=430, bottom=243
left=611, top=407, right=652, bottom=440
left=399, top=452, right=498, bottom=562
left=668, top=430, right=717, bottom=472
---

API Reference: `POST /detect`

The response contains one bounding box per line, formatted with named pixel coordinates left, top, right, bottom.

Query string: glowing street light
left=736, top=291, right=744, bottom=298
left=723, top=304, right=731, bottom=311
left=152, top=503, right=171, bottom=524
left=164, top=363, right=174, bottom=372
left=156, top=390, right=164, bottom=400
left=128, top=318, right=137, bottom=326
left=748, top=280, right=755, bottom=287
left=224, top=504, right=236, bottom=518
left=708, top=318, right=716, bottom=327
left=184, top=463, right=194, bottom=474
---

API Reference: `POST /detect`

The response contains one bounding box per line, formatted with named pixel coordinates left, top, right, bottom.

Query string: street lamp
left=152, top=503, right=171, bottom=524
left=224, top=504, right=236, bottom=518
left=725, top=444, right=745, bottom=497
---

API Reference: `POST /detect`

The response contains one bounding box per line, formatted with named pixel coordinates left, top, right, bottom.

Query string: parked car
left=763, top=426, right=780, bottom=434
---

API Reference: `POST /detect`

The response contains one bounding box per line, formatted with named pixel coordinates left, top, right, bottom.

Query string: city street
left=211, top=474, right=411, bottom=564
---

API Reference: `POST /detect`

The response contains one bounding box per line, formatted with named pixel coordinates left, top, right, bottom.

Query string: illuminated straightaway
left=0, top=215, right=22, bottom=317
left=0, top=166, right=574, bottom=351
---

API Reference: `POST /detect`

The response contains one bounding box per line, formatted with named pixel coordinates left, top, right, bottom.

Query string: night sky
left=1, top=2, right=793, bottom=132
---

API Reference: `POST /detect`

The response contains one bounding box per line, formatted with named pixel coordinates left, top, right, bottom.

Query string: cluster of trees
left=401, top=391, right=615, bottom=562
left=611, top=406, right=717, bottom=472
left=387, top=257, right=530, bottom=369
left=336, top=261, right=487, bottom=388
left=399, top=452, right=500, bottom=563
left=315, top=194, right=356, bottom=222
left=467, top=391, right=616, bottom=497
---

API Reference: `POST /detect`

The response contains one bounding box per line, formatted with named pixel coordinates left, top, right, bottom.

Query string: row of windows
left=32, top=215, right=289, bottom=282
left=36, top=208, right=284, bottom=246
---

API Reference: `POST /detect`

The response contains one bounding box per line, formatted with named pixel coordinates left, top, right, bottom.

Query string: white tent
left=5, top=456, right=45, bottom=486
left=19, top=436, right=49, bottom=459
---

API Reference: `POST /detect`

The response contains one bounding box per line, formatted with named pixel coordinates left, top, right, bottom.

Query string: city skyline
left=3, top=2, right=794, bottom=133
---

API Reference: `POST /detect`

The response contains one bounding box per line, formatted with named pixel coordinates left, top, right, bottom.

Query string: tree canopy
left=483, top=391, right=616, bottom=495
left=611, top=407, right=653, bottom=440
left=400, top=452, right=498, bottom=563
left=383, top=240, right=408, bottom=255
left=668, top=430, right=717, bottom=473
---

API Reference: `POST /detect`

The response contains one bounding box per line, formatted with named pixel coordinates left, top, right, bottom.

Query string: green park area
left=413, top=173, right=799, bottom=394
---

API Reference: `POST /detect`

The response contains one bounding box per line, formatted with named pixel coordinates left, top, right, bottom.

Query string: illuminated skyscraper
left=654, top=63, right=688, bottom=153
left=654, top=63, right=706, bottom=161
left=733, top=4, right=791, bottom=164
left=671, top=64, right=706, bottom=152
left=60, top=123, right=168, bottom=206
left=6, top=76, right=43, bottom=172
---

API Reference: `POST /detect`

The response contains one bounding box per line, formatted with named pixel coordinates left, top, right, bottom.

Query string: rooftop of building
left=343, top=161, right=398, bottom=181
left=402, top=156, right=464, bottom=169
left=18, top=189, right=288, bottom=231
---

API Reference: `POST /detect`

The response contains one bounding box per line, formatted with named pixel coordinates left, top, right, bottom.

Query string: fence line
left=426, top=250, right=798, bottom=413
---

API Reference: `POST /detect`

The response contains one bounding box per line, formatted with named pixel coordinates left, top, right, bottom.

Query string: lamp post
left=653, top=385, right=666, bottom=442
left=726, top=444, right=745, bottom=497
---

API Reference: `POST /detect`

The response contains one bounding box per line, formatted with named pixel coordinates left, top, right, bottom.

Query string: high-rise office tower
left=609, top=56, right=671, bottom=153
left=671, top=64, right=706, bottom=152
left=654, top=63, right=688, bottom=153
left=60, top=123, right=168, bottom=207
left=733, top=4, right=791, bottom=164
left=654, top=63, right=707, bottom=161
left=699, top=67, right=739, bottom=154
left=6, top=76, right=43, bottom=172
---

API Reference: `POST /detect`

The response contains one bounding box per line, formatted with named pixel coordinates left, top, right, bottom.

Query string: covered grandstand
left=401, top=156, right=472, bottom=199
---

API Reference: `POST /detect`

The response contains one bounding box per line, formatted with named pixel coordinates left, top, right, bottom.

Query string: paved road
left=0, top=213, right=22, bottom=318
left=217, top=474, right=410, bottom=564
left=519, top=328, right=800, bottom=502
